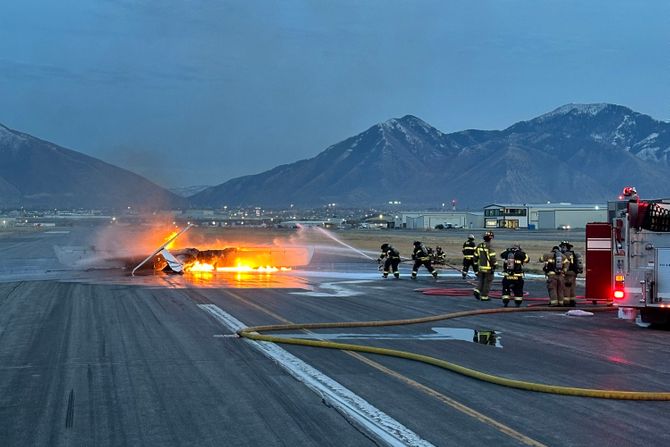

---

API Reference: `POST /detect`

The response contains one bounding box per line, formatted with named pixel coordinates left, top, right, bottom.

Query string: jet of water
left=314, top=227, right=375, bottom=260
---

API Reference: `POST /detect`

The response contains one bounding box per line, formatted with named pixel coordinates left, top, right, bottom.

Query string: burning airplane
left=55, top=224, right=314, bottom=277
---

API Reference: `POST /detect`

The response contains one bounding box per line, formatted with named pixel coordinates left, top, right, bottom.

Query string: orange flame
left=164, top=231, right=179, bottom=249
left=186, top=261, right=291, bottom=274
left=182, top=248, right=308, bottom=275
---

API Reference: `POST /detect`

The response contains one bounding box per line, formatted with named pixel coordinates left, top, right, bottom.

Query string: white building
left=483, top=203, right=607, bottom=229
left=394, top=211, right=484, bottom=230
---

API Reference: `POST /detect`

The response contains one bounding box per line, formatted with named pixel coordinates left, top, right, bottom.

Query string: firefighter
left=378, top=243, right=401, bottom=279
left=473, top=231, right=496, bottom=301
left=426, top=246, right=435, bottom=262
left=411, top=241, right=438, bottom=279
left=434, top=246, right=446, bottom=265
left=462, top=234, right=478, bottom=279
left=541, top=245, right=569, bottom=306
left=560, top=241, right=583, bottom=307
left=499, top=244, right=530, bottom=307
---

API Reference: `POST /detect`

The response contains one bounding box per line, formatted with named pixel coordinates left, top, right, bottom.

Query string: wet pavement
left=1, top=225, right=669, bottom=447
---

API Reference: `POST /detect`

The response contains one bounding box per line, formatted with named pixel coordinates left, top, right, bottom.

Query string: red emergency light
left=613, top=274, right=625, bottom=300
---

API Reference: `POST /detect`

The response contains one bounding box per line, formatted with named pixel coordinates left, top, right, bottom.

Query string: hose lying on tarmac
left=237, top=306, right=670, bottom=401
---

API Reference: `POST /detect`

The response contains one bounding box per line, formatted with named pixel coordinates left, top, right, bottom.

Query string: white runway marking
left=199, top=304, right=434, bottom=447
left=291, top=281, right=366, bottom=297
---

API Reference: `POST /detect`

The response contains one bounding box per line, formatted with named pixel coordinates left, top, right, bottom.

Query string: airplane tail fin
left=159, top=248, right=184, bottom=273
left=131, top=224, right=194, bottom=276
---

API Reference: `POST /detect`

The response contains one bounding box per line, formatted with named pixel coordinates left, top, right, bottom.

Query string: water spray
left=314, top=227, right=375, bottom=260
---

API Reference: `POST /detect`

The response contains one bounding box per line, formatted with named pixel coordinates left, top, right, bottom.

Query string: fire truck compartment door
left=655, top=248, right=670, bottom=299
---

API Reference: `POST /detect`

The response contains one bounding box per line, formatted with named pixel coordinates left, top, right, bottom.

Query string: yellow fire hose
left=238, top=306, right=670, bottom=400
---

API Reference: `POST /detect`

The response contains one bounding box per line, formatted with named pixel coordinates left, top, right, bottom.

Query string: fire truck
left=586, top=187, right=670, bottom=325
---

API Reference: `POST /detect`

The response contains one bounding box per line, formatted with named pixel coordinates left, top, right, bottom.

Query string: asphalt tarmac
left=1, top=225, right=669, bottom=446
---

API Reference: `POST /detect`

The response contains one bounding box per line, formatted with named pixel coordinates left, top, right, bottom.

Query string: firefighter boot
left=473, top=289, right=481, bottom=300
left=432, top=271, right=438, bottom=279
left=393, top=272, right=400, bottom=279
left=480, top=296, right=490, bottom=302
left=502, top=295, right=510, bottom=307
left=462, top=271, right=467, bottom=279
left=514, top=298, right=523, bottom=307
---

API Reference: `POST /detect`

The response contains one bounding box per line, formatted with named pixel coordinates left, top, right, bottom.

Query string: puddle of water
left=279, top=327, right=503, bottom=348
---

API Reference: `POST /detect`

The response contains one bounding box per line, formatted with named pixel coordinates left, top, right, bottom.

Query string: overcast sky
left=1, top=0, right=669, bottom=188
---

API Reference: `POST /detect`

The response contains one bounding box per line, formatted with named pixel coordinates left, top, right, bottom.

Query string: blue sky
left=1, top=0, right=668, bottom=188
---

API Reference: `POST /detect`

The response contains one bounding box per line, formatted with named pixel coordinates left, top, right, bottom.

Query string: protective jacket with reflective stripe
left=475, top=241, right=496, bottom=271
left=462, top=241, right=476, bottom=259
left=413, top=245, right=431, bottom=261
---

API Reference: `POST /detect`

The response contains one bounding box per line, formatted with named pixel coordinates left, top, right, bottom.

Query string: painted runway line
left=199, top=303, right=434, bottom=447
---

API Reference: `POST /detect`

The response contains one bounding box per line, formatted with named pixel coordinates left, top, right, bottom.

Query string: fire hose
left=237, top=306, right=670, bottom=400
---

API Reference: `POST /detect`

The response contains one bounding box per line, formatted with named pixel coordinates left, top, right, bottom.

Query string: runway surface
left=1, top=225, right=669, bottom=446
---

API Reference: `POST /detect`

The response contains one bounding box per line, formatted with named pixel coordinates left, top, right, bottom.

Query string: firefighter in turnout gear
left=462, top=234, right=478, bottom=278
left=560, top=241, right=583, bottom=307
left=433, top=246, right=446, bottom=265
left=378, top=243, right=401, bottom=279
left=541, top=245, right=569, bottom=306
left=411, top=241, right=438, bottom=279
left=473, top=231, right=496, bottom=301
left=499, top=244, right=530, bottom=307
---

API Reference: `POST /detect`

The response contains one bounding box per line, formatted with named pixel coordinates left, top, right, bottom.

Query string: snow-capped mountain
left=191, top=103, right=670, bottom=208
left=0, top=123, right=184, bottom=209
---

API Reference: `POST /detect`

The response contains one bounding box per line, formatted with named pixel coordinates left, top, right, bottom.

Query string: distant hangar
left=394, top=203, right=607, bottom=230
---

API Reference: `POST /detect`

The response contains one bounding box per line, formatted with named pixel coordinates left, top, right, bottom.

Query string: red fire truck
left=586, top=187, right=670, bottom=325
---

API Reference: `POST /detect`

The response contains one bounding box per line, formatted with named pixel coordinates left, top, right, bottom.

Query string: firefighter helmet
left=468, top=234, right=475, bottom=240
left=483, top=231, right=494, bottom=240
left=413, top=241, right=422, bottom=246
left=512, top=243, right=521, bottom=251
left=622, top=186, right=638, bottom=197
left=381, top=243, right=389, bottom=251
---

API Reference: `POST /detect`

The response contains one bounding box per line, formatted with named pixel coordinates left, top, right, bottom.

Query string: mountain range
left=1, top=103, right=669, bottom=210
left=0, top=123, right=183, bottom=209
left=191, top=103, right=670, bottom=208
